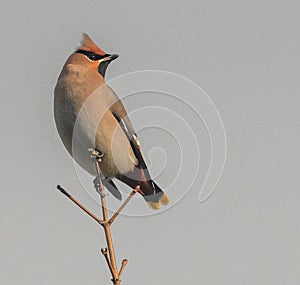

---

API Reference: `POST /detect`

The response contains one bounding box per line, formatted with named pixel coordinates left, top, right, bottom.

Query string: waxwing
left=54, top=34, right=169, bottom=209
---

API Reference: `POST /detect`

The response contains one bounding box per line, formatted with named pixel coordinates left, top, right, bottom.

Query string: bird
left=54, top=34, right=169, bottom=209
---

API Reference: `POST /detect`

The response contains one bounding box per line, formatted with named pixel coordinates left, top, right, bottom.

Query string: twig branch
left=57, top=148, right=139, bottom=285
left=101, top=248, right=114, bottom=278
left=118, top=259, right=128, bottom=278
left=56, top=185, right=104, bottom=225
left=109, top=186, right=140, bottom=224
left=92, top=152, right=119, bottom=283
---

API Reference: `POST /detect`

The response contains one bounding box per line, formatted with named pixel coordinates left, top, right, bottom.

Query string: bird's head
left=71, top=33, right=119, bottom=78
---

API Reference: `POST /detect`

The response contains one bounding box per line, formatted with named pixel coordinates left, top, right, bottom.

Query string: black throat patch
left=98, top=61, right=110, bottom=77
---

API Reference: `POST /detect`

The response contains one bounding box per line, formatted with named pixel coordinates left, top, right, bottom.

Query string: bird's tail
left=140, top=180, right=169, bottom=210
left=118, top=171, right=169, bottom=210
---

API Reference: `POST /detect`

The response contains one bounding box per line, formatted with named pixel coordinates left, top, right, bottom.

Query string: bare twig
left=109, top=186, right=140, bottom=224
left=56, top=185, right=104, bottom=225
left=101, top=248, right=114, bottom=278
left=93, top=156, right=119, bottom=283
left=57, top=148, right=136, bottom=285
left=91, top=149, right=128, bottom=285
left=118, top=259, right=128, bottom=278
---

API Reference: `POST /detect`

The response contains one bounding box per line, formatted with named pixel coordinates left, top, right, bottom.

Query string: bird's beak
left=105, top=54, right=119, bottom=61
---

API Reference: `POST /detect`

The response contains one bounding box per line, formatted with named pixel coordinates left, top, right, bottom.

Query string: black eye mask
left=75, top=50, right=118, bottom=78
left=75, top=49, right=107, bottom=61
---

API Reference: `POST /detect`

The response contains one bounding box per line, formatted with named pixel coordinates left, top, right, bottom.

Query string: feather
left=103, top=178, right=122, bottom=201
left=78, top=33, right=106, bottom=55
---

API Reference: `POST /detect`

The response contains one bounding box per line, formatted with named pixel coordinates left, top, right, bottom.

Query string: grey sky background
left=1, top=1, right=299, bottom=284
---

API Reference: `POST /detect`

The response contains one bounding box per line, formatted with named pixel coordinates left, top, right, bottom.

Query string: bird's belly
left=54, top=83, right=136, bottom=178
left=69, top=108, right=136, bottom=178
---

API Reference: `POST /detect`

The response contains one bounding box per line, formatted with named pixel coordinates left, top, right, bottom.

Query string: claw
left=89, top=148, right=104, bottom=161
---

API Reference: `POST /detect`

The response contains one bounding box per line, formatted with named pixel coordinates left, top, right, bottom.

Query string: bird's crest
left=78, top=33, right=106, bottom=55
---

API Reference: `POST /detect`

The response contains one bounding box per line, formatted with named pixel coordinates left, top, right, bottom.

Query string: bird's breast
left=54, top=72, right=136, bottom=177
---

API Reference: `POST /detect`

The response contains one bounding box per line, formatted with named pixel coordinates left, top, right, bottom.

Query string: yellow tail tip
left=147, top=201, right=161, bottom=210
left=160, top=193, right=170, bottom=205
left=147, top=193, right=169, bottom=210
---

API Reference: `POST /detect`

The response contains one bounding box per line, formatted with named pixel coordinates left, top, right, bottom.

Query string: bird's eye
left=88, top=53, right=98, bottom=61
left=75, top=50, right=102, bottom=61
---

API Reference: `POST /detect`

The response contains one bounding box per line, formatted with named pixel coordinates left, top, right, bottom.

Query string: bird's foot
left=89, top=147, right=104, bottom=162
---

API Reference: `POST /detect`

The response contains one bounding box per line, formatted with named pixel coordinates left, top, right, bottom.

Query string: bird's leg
left=89, top=147, right=104, bottom=161
left=93, top=176, right=101, bottom=195
left=89, top=148, right=108, bottom=198
left=93, top=175, right=109, bottom=198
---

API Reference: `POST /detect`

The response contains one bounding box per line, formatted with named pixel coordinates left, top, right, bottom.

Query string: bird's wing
left=105, top=86, right=151, bottom=180
left=111, top=112, right=152, bottom=182
left=107, top=87, right=136, bottom=136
